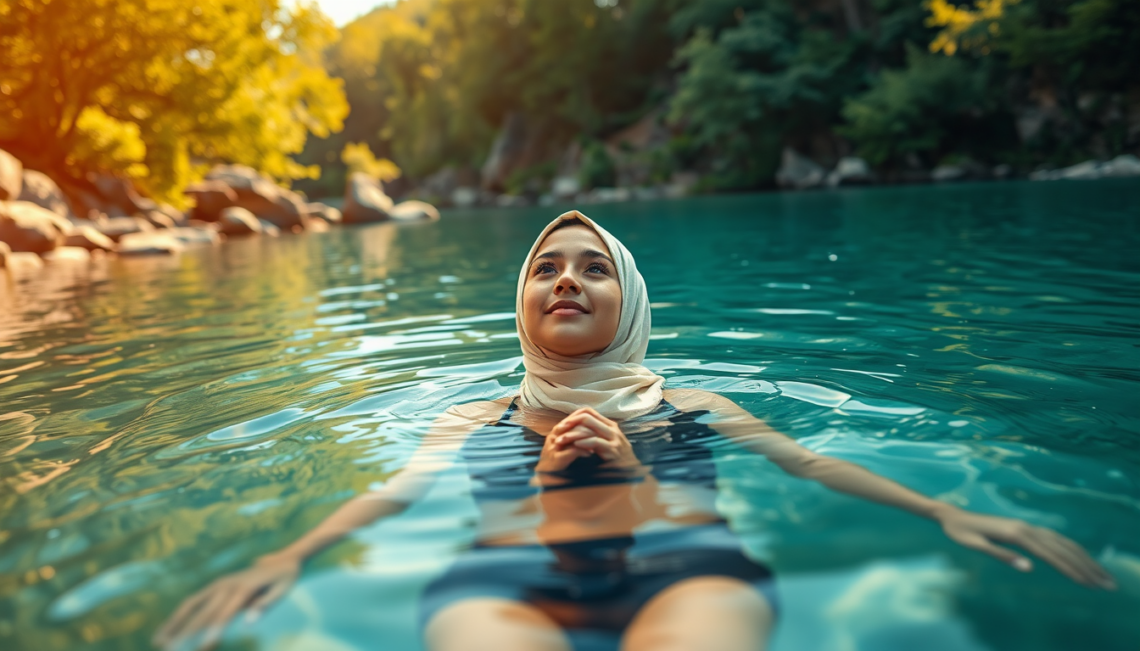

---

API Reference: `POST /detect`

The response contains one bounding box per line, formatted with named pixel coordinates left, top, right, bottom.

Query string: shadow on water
left=1, top=180, right=1139, bottom=650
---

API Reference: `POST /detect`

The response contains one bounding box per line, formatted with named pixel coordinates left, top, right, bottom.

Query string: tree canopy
left=297, top=0, right=1138, bottom=196
left=0, top=0, right=348, bottom=206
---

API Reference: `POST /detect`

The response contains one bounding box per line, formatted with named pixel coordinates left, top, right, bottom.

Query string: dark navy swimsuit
left=419, top=396, right=779, bottom=651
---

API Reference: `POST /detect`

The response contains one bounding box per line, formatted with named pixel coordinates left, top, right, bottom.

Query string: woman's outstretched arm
left=153, top=399, right=500, bottom=651
left=665, top=388, right=1116, bottom=590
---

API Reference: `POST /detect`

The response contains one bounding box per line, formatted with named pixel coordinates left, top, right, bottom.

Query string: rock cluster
left=0, top=148, right=437, bottom=278
left=342, top=173, right=438, bottom=224
left=1029, top=155, right=1140, bottom=181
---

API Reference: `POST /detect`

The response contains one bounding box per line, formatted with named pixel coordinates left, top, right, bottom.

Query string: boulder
left=118, top=231, right=184, bottom=256
left=4, top=251, right=44, bottom=273
left=204, top=165, right=307, bottom=230
left=184, top=181, right=239, bottom=221
left=551, top=177, right=581, bottom=200
left=932, top=165, right=966, bottom=182
left=1101, top=154, right=1140, bottom=178
left=153, top=203, right=186, bottom=227
left=0, top=148, right=22, bottom=200
left=91, top=173, right=154, bottom=215
left=63, top=186, right=109, bottom=220
left=632, top=186, right=663, bottom=201
left=932, top=158, right=989, bottom=182
left=168, top=226, right=221, bottom=247
left=420, top=167, right=459, bottom=203
left=775, top=148, right=826, bottom=190
left=343, top=173, right=394, bottom=224
left=303, top=216, right=330, bottom=233
left=143, top=210, right=177, bottom=229
left=495, top=194, right=531, bottom=208
left=664, top=171, right=699, bottom=198
left=257, top=219, right=281, bottom=237
left=64, top=225, right=116, bottom=252
left=452, top=187, right=479, bottom=209
left=827, top=157, right=874, bottom=186
left=1027, top=157, right=1140, bottom=181
left=1032, top=160, right=1098, bottom=181
left=306, top=202, right=342, bottom=224
left=218, top=207, right=263, bottom=237
left=187, top=219, right=222, bottom=232
left=97, top=216, right=154, bottom=242
left=42, top=246, right=91, bottom=264
left=389, top=200, right=440, bottom=222
left=0, top=201, right=66, bottom=253
left=18, top=170, right=73, bottom=217
left=585, top=187, right=632, bottom=204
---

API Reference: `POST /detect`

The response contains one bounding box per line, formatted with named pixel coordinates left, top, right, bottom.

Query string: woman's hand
left=152, top=553, right=299, bottom=650
left=549, top=406, right=639, bottom=465
left=935, top=507, right=1116, bottom=589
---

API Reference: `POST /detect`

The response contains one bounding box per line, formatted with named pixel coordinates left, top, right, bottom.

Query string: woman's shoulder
left=663, top=387, right=742, bottom=414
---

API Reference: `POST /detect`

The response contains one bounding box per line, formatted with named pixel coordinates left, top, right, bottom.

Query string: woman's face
left=522, top=224, right=622, bottom=357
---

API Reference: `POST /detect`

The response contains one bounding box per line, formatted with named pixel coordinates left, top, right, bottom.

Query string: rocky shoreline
left=0, top=147, right=438, bottom=277
left=400, top=145, right=1140, bottom=212
left=4, top=142, right=1139, bottom=278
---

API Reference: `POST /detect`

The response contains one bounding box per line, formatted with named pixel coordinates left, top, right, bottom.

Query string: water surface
left=1, top=180, right=1139, bottom=650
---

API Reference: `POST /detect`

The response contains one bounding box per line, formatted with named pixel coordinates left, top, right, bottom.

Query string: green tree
left=668, top=1, right=863, bottom=188
left=840, top=44, right=1000, bottom=166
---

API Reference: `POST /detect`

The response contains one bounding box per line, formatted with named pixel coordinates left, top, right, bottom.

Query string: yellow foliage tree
left=0, top=0, right=348, bottom=206
left=341, top=142, right=402, bottom=182
left=926, top=0, right=1018, bottom=55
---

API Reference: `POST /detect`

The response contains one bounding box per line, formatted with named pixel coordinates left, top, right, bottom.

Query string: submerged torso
left=461, top=396, right=727, bottom=546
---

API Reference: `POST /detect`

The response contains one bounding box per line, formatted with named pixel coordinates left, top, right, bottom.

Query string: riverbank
left=0, top=147, right=439, bottom=280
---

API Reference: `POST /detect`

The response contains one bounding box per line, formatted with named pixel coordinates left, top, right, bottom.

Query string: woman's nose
left=555, top=270, right=581, bottom=293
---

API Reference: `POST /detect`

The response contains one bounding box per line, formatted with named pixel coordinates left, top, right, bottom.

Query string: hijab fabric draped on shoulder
left=515, top=210, right=665, bottom=421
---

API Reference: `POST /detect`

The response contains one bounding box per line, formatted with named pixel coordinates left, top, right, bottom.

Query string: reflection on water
left=1, top=181, right=1139, bottom=650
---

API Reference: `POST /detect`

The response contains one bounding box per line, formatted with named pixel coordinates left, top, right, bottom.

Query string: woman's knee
left=424, top=597, right=573, bottom=651
left=621, top=576, right=774, bottom=651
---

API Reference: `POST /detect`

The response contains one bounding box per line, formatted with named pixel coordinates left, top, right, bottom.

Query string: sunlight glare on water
left=1, top=180, right=1138, bottom=651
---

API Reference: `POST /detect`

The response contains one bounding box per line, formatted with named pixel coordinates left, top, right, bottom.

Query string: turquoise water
left=1, top=180, right=1138, bottom=651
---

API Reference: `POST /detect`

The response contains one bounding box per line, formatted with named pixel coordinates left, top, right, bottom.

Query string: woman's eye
left=535, top=262, right=555, bottom=274
left=587, top=263, right=608, bottom=274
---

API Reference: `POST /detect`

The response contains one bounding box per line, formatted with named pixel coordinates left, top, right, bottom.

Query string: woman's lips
left=551, top=307, right=586, bottom=316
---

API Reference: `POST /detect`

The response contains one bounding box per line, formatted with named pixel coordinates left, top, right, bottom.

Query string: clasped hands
left=534, top=406, right=640, bottom=475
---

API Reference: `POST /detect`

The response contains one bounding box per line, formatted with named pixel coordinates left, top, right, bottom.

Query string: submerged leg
left=620, top=576, right=773, bottom=651
left=424, top=597, right=574, bottom=651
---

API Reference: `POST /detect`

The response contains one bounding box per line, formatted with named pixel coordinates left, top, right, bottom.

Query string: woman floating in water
left=155, top=210, right=1115, bottom=651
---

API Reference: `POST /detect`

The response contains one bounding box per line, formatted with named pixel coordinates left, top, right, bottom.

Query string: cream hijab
left=515, top=210, right=665, bottom=421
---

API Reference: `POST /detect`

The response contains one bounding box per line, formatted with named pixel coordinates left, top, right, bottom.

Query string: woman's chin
left=536, top=337, right=605, bottom=358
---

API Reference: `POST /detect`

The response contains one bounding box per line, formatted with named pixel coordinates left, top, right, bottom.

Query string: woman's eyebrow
left=534, top=249, right=615, bottom=265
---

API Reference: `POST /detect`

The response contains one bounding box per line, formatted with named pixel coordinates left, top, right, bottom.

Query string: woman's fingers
left=956, top=532, right=1032, bottom=571
left=981, top=522, right=1116, bottom=589
left=572, top=437, right=620, bottom=461
left=154, top=585, right=216, bottom=647
left=569, top=406, right=614, bottom=425
left=1044, top=531, right=1116, bottom=588
left=555, top=425, right=607, bottom=446
left=1023, top=529, right=1115, bottom=589
left=245, top=579, right=292, bottom=623
left=165, top=589, right=228, bottom=649
left=200, top=588, right=258, bottom=649
left=553, top=413, right=614, bottom=439
left=173, top=583, right=251, bottom=650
